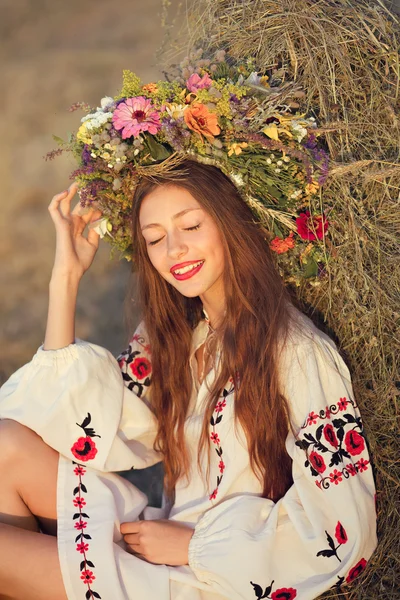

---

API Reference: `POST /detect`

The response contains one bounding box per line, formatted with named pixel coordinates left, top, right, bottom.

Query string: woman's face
left=139, top=184, right=225, bottom=301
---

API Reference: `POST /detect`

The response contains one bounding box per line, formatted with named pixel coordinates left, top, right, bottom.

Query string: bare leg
left=0, top=419, right=66, bottom=598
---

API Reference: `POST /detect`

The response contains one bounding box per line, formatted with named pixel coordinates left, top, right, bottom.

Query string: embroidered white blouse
left=0, top=310, right=377, bottom=600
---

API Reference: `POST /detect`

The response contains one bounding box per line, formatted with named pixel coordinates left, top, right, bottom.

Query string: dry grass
left=165, top=1, right=400, bottom=597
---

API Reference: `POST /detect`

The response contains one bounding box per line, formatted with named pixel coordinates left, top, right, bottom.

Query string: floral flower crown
left=49, top=48, right=330, bottom=283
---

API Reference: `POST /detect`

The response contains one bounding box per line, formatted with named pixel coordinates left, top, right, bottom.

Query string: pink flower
left=307, top=411, right=318, bottom=425
left=215, top=399, right=226, bottom=413
left=76, top=541, right=89, bottom=554
left=356, top=458, right=370, bottom=472
left=296, top=210, right=329, bottom=241
left=338, top=397, right=348, bottom=411
left=186, top=73, right=213, bottom=93
left=112, top=96, right=161, bottom=139
left=346, top=463, right=358, bottom=476
left=74, top=520, right=88, bottom=530
left=210, top=432, right=220, bottom=444
left=218, top=460, right=225, bottom=473
left=335, top=521, right=348, bottom=545
left=81, top=569, right=96, bottom=584
left=329, top=469, right=343, bottom=485
left=73, top=497, right=86, bottom=508
left=74, top=466, right=86, bottom=476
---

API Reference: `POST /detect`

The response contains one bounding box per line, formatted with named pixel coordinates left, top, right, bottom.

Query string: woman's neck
left=200, top=287, right=225, bottom=330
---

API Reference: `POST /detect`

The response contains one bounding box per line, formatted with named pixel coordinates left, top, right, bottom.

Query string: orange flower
left=270, top=231, right=296, bottom=254
left=184, top=103, right=220, bottom=140
left=142, top=83, right=158, bottom=94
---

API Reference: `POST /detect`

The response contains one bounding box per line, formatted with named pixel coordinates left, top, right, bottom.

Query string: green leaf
left=273, top=222, right=284, bottom=238
left=52, top=135, right=65, bottom=146
left=303, top=257, right=318, bottom=278
left=144, top=135, right=171, bottom=161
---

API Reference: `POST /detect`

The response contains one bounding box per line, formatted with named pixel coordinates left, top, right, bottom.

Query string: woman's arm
left=43, top=183, right=101, bottom=350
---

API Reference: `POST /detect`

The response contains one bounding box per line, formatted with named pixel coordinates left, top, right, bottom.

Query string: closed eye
left=148, top=224, right=201, bottom=246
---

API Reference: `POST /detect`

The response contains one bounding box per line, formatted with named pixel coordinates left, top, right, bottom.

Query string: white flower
left=81, top=110, right=113, bottom=131
left=244, top=71, right=262, bottom=86
left=266, top=158, right=272, bottom=164
left=90, top=218, right=112, bottom=238
left=230, top=172, right=245, bottom=187
left=277, top=160, right=283, bottom=166
left=100, top=96, right=114, bottom=110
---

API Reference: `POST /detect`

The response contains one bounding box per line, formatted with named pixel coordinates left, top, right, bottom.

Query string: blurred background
left=0, top=0, right=185, bottom=384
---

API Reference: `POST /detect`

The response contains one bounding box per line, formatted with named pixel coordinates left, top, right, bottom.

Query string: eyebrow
left=141, top=208, right=203, bottom=231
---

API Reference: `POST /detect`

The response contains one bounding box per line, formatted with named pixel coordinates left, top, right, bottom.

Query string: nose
left=167, top=231, right=188, bottom=260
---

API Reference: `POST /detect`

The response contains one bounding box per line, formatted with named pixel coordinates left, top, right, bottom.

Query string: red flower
left=210, top=432, right=220, bottom=444
left=338, top=397, right=348, bottom=411
left=344, top=430, right=365, bottom=456
left=296, top=210, right=329, bottom=241
left=73, top=497, right=86, bottom=508
left=356, top=458, right=370, bottom=472
left=76, top=541, right=89, bottom=554
left=323, top=424, right=339, bottom=448
left=309, top=451, right=326, bottom=474
left=270, top=231, right=296, bottom=254
left=346, top=558, right=367, bottom=583
left=271, top=587, right=297, bottom=600
left=307, top=411, right=319, bottom=425
left=129, top=356, right=152, bottom=380
left=74, top=466, right=86, bottom=476
left=71, top=437, right=98, bottom=462
left=209, top=488, right=218, bottom=500
left=335, top=521, right=348, bottom=545
left=329, top=469, right=343, bottom=485
left=346, top=463, right=358, bottom=476
left=80, top=569, right=96, bottom=584
left=219, top=460, right=225, bottom=473
left=74, top=520, right=88, bottom=530
left=215, top=399, right=226, bottom=413
left=325, top=406, right=331, bottom=420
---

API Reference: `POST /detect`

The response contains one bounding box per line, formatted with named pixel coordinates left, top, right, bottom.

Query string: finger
left=59, top=182, right=78, bottom=218
left=87, top=226, right=100, bottom=249
left=120, top=522, right=140, bottom=535
left=48, top=189, right=69, bottom=224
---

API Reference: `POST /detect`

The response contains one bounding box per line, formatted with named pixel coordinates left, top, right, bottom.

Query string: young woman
left=0, top=160, right=377, bottom=600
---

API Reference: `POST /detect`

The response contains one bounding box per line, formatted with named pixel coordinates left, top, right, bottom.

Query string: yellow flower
left=305, top=181, right=320, bottom=195
left=142, top=83, right=158, bottom=94
left=76, top=122, right=92, bottom=144
left=228, top=142, right=249, bottom=156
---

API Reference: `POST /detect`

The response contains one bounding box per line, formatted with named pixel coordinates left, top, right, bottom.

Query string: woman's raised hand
left=48, top=182, right=103, bottom=280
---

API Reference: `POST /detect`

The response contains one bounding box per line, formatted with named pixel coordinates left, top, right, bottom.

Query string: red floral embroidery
left=208, top=382, right=234, bottom=501
left=317, top=522, right=348, bottom=563
left=210, top=432, right=220, bottom=444
left=73, top=497, right=86, bottom=508
left=76, top=541, right=89, bottom=554
left=271, top=589, right=297, bottom=600
left=81, top=570, right=96, bottom=585
left=335, top=522, right=348, bottom=545
left=71, top=436, right=98, bottom=462
left=309, top=451, right=326, bottom=474
left=344, top=430, right=365, bottom=456
left=346, top=558, right=367, bottom=582
left=129, top=356, right=152, bottom=380
left=323, top=424, right=338, bottom=448
left=329, top=469, right=343, bottom=485
left=297, top=396, right=370, bottom=490
left=356, top=458, right=369, bottom=472
left=250, top=580, right=297, bottom=600
left=118, top=331, right=152, bottom=398
left=72, top=461, right=102, bottom=599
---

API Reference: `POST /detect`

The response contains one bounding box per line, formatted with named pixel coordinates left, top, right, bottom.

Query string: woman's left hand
left=120, top=519, right=194, bottom=566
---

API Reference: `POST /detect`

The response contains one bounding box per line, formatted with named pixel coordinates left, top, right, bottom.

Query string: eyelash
left=148, top=224, right=201, bottom=246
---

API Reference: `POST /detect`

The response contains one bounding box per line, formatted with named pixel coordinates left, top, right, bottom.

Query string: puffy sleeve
left=187, top=328, right=377, bottom=600
left=0, top=323, right=162, bottom=472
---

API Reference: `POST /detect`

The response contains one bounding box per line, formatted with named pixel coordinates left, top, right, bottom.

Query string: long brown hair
left=131, top=159, right=295, bottom=502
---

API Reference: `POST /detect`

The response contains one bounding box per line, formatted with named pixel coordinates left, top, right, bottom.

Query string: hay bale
left=164, top=1, right=400, bottom=598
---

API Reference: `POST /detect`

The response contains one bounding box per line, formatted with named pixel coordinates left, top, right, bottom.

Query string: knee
left=0, top=420, right=41, bottom=468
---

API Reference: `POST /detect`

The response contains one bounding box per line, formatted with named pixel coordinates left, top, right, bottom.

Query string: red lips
left=170, top=260, right=205, bottom=281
